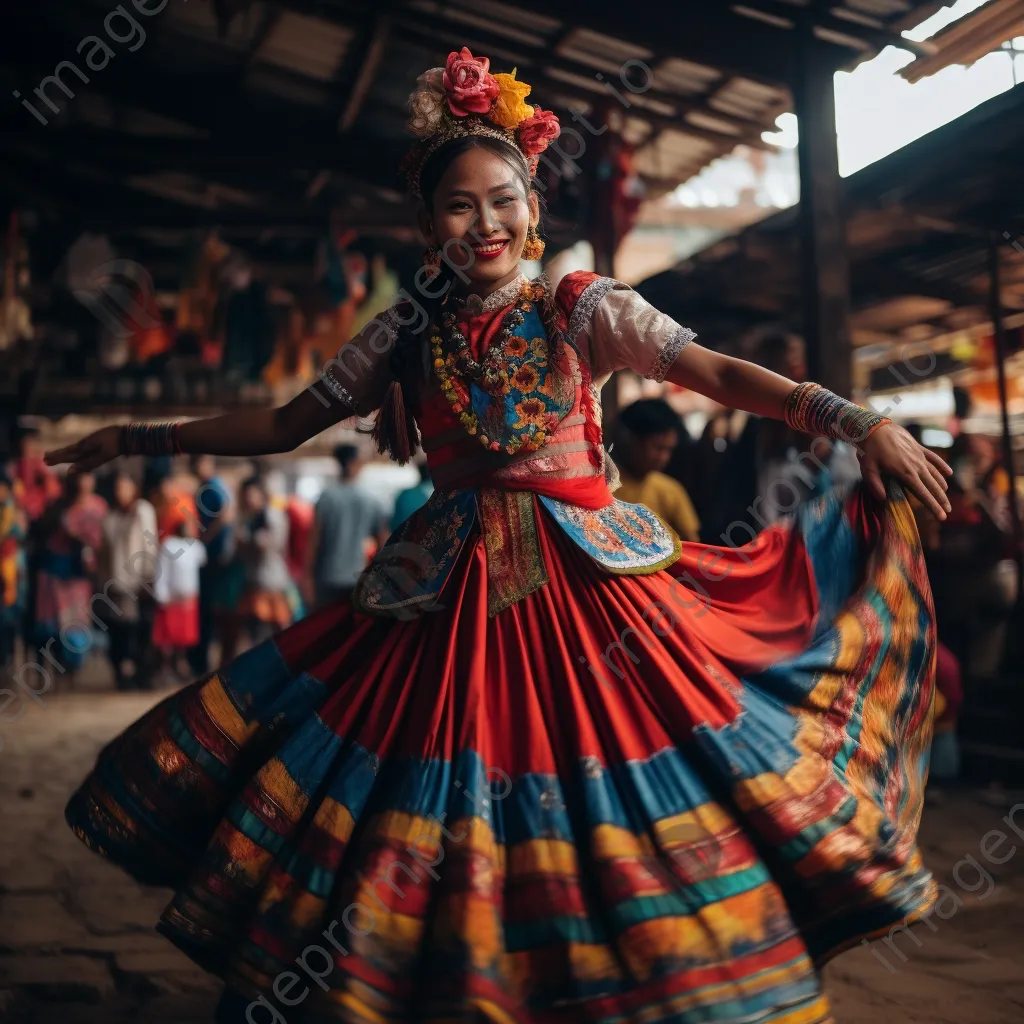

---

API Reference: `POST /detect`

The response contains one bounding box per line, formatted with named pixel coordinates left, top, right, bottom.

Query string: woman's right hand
left=44, top=426, right=122, bottom=476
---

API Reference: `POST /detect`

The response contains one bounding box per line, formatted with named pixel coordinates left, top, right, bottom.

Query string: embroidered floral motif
left=506, top=336, right=529, bottom=359
left=538, top=496, right=681, bottom=574
left=463, top=303, right=573, bottom=453
left=512, top=398, right=552, bottom=430
left=510, top=363, right=540, bottom=393
left=354, top=490, right=477, bottom=616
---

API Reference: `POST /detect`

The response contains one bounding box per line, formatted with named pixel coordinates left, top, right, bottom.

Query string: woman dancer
left=49, top=49, right=950, bottom=1024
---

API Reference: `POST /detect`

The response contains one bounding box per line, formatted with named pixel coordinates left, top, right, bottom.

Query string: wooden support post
left=988, top=233, right=1023, bottom=604
left=588, top=103, right=620, bottom=428
left=792, top=14, right=852, bottom=397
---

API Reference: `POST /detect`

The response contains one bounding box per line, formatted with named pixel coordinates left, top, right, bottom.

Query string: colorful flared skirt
left=66, top=482, right=937, bottom=1024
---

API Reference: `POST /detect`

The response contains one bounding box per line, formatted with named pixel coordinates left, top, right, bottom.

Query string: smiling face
left=421, top=144, right=538, bottom=293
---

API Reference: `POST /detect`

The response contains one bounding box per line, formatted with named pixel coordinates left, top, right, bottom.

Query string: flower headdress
left=403, top=48, right=561, bottom=199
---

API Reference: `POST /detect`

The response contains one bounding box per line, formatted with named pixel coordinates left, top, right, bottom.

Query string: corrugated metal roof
left=636, top=85, right=1024, bottom=361
left=650, top=58, right=724, bottom=96
left=3, top=0, right=945, bottom=249
left=256, top=12, right=355, bottom=82
left=163, top=0, right=260, bottom=50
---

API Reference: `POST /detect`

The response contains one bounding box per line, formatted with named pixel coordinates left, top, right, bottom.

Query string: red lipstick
left=470, top=239, right=510, bottom=261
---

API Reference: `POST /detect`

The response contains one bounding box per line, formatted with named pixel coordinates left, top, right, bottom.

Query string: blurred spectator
left=97, top=471, right=158, bottom=690
left=700, top=334, right=802, bottom=542
left=924, top=429, right=1017, bottom=681
left=236, top=477, right=301, bottom=647
left=965, top=435, right=1013, bottom=533
left=0, top=471, right=27, bottom=667
left=689, top=411, right=737, bottom=532
left=285, top=493, right=315, bottom=587
left=391, top=460, right=434, bottom=530
left=11, top=428, right=61, bottom=522
left=153, top=515, right=206, bottom=681
left=306, top=445, right=389, bottom=608
left=188, top=454, right=236, bottom=676
left=695, top=335, right=864, bottom=540
left=931, top=641, right=964, bottom=785
left=757, top=436, right=861, bottom=527
left=613, top=399, right=700, bottom=542
left=34, top=472, right=107, bottom=683
left=12, top=429, right=60, bottom=656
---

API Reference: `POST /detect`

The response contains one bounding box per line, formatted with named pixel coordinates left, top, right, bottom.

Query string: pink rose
left=443, top=47, right=500, bottom=117
left=518, top=106, right=561, bottom=157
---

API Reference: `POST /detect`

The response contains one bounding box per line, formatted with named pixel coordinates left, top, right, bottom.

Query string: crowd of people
left=1, top=355, right=1018, bottom=790
left=611, top=358, right=1022, bottom=789
left=0, top=434, right=433, bottom=690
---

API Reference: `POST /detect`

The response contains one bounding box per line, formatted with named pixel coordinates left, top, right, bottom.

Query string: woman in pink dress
left=33, top=470, right=107, bottom=681
left=48, top=49, right=951, bottom=1024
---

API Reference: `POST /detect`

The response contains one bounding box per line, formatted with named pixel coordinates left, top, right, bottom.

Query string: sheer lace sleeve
left=319, top=306, right=404, bottom=416
left=573, top=279, right=696, bottom=382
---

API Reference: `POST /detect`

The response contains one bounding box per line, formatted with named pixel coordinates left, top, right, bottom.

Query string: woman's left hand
left=860, top=423, right=952, bottom=520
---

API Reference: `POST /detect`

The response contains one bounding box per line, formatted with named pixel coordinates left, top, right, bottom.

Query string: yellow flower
left=490, top=70, right=534, bottom=129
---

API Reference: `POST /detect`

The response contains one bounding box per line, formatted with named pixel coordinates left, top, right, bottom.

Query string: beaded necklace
left=431, top=279, right=549, bottom=454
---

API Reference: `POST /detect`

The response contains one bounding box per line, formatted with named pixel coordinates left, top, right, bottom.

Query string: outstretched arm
left=45, top=384, right=354, bottom=474
left=663, top=345, right=795, bottom=420
left=665, top=343, right=952, bottom=520
left=580, top=281, right=952, bottom=521
left=46, top=309, right=399, bottom=474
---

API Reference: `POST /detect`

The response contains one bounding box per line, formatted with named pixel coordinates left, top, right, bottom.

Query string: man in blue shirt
left=189, top=454, right=235, bottom=675
left=391, top=460, right=434, bottom=531
left=305, top=446, right=389, bottom=609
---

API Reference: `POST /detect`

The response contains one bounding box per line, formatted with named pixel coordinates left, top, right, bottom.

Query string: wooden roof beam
left=512, top=0, right=861, bottom=87
left=338, top=13, right=394, bottom=132
left=732, top=1, right=937, bottom=59
left=279, top=0, right=771, bottom=133
left=383, top=22, right=775, bottom=151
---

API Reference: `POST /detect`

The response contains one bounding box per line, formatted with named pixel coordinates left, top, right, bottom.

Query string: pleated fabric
left=66, top=482, right=936, bottom=1024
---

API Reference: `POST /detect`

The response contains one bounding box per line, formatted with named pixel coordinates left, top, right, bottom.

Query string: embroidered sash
left=478, top=489, right=549, bottom=616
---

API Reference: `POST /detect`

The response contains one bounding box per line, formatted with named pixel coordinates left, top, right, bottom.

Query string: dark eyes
left=447, top=195, right=517, bottom=213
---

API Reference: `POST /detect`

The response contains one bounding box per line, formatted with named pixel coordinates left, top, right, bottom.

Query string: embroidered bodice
left=322, top=271, right=696, bottom=616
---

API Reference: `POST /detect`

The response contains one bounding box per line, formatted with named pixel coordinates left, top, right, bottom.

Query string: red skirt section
left=66, top=486, right=935, bottom=1024
left=272, top=503, right=820, bottom=773
left=152, top=597, right=199, bottom=649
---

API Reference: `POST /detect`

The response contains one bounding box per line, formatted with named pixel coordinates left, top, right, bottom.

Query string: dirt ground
left=2, top=678, right=1023, bottom=1023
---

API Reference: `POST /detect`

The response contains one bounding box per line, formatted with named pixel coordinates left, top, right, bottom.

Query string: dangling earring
left=422, top=244, right=440, bottom=269
left=522, top=226, right=545, bottom=261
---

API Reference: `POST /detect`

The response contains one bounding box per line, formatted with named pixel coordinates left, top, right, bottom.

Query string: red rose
left=443, top=47, right=500, bottom=117
left=518, top=107, right=560, bottom=157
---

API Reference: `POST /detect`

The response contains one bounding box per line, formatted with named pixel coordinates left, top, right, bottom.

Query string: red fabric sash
left=498, top=474, right=613, bottom=509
